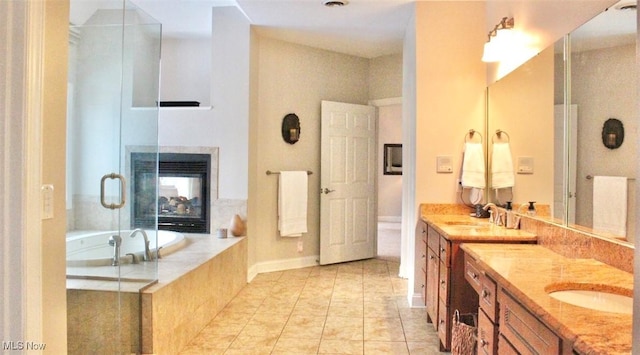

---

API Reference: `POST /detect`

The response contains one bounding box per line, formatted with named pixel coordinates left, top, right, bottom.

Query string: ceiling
left=131, top=0, right=415, bottom=58
left=71, top=0, right=635, bottom=59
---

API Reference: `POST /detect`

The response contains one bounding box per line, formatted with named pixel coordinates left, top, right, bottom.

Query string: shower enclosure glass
left=66, top=0, right=161, bottom=353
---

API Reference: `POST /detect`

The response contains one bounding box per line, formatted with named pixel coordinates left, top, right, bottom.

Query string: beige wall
left=369, top=53, right=403, bottom=100
left=487, top=47, right=555, bottom=206
left=414, top=1, right=487, bottom=205
left=250, top=36, right=369, bottom=269
left=42, top=0, right=69, bottom=352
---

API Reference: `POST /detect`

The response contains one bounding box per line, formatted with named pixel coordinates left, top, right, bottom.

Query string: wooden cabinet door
left=426, top=247, right=440, bottom=328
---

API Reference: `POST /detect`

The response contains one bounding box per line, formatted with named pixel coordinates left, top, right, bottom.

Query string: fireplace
left=131, top=152, right=210, bottom=233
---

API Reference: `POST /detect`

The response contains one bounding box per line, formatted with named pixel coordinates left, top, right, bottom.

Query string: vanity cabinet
left=465, top=254, right=498, bottom=355
left=425, top=225, right=478, bottom=351
left=465, top=253, right=573, bottom=355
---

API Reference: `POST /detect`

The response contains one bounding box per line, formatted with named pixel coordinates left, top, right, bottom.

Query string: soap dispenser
left=505, top=201, right=515, bottom=229
left=527, top=201, right=536, bottom=216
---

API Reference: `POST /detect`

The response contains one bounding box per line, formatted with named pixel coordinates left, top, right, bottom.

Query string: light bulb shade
left=482, top=41, right=499, bottom=62
left=481, top=28, right=514, bottom=62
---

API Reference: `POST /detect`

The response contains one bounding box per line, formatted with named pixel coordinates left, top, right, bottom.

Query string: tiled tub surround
left=67, top=235, right=247, bottom=354
left=462, top=243, right=633, bottom=354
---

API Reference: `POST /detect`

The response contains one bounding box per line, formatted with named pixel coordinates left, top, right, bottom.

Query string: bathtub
left=66, top=229, right=186, bottom=267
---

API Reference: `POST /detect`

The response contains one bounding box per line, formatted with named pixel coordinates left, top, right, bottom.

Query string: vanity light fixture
left=482, top=17, right=515, bottom=62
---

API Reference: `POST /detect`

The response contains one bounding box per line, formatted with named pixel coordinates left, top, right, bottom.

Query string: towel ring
left=464, top=129, right=483, bottom=143
left=492, top=129, right=510, bottom=143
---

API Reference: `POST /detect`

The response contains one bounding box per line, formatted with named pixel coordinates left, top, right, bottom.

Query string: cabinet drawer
left=419, top=236, right=427, bottom=270
left=427, top=226, right=440, bottom=252
left=499, top=289, right=561, bottom=354
left=439, top=236, right=451, bottom=266
left=438, top=262, right=449, bottom=304
left=478, top=309, right=497, bottom=355
left=437, top=299, right=449, bottom=350
left=479, top=274, right=497, bottom=322
left=464, top=254, right=482, bottom=293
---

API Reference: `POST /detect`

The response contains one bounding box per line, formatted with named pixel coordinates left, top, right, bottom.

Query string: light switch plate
left=517, top=157, right=534, bottom=174
left=436, top=156, right=453, bottom=173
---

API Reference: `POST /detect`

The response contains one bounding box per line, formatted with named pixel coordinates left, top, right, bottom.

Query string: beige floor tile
left=406, top=340, right=443, bottom=354
left=229, top=331, right=279, bottom=350
left=401, top=318, right=432, bottom=342
left=364, top=341, right=410, bottom=354
left=272, top=336, right=321, bottom=354
left=318, top=339, right=364, bottom=354
left=180, top=259, right=445, bottom=355
left=364, top=317, right=405, bottom=341
left=322, top=316, right=364, bottom=340
left=281, top=315, right=326, bottom=339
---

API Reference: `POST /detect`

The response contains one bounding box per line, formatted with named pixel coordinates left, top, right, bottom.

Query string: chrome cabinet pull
left=100, top=173, right=126, bottom=209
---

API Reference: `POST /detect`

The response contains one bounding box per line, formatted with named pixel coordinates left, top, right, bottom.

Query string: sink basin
left=548, top=290, right=633, bottom=314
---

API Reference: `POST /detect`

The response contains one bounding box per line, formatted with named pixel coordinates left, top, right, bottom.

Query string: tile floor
left=180, top=258, right=445, bottom=354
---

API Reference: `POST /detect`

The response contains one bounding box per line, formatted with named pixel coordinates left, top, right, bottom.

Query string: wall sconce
left=282, top=113, right=301, bottom=144
left=602, top=118, right=624, bottom=149
left=482, top=17, right=515, bottom=62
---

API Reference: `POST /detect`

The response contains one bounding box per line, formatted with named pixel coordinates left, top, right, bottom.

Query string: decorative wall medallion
left=282, top=113, right=301, bottom=144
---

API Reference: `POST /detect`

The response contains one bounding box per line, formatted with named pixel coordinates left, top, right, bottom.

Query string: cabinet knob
left=480, top=339, right=488, bottom=347
left=482, top=289, right=489, bottom=298
left=440, top=279, right=446, bottom=285
left=471, top=272, right=478, bottom=279
left=422, top=254, right=426, bottom=259
left=429, top=255, right=435, bottom=260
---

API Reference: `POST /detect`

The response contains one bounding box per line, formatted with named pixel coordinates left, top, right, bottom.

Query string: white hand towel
left=593, top=176, right=627, bottom=237
left=461, top=142, right=486, bottom=189
left=278, top=171, right=308, bottom=237
left=491, top=142, right=514, bottom=189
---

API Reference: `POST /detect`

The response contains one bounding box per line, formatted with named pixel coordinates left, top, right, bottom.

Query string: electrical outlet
left=297, top=239, right=304, bottom=253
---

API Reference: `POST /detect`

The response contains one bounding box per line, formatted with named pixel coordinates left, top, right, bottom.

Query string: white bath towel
left=593, top=176, right=627, bottom=237
left=491, top=142, right=514, bottom=189
left=461, top=142, right=486, bottom=189
left=278, top=171, right=308, bottom=237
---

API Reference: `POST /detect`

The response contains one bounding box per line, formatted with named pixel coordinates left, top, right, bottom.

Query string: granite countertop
left=421, top=214, right=537, bottom=242
left=461, top=243, right=633, bottom=355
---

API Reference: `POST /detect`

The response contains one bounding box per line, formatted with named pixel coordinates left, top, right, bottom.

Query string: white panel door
left=320, top=100, right=377, bottom=265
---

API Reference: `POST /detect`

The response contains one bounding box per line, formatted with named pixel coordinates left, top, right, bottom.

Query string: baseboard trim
left=378, top=216, right=401, bottom=223
left=411, top=293, right=426, bottom=308
left=247, top=255, right=320, bottom=282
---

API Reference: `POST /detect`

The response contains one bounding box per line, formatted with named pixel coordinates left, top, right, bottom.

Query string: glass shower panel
left=66, top=0, right=161, bottom=353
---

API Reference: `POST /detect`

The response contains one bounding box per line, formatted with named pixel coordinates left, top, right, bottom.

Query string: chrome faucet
left=129, top=228, right=152, bottom=261
left=482, top=203, right=501, bottom=225
left=108, top=234, right=122, bottom=266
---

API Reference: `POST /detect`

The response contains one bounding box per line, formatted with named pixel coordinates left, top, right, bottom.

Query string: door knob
left=321, top=187, right=335, bottom=194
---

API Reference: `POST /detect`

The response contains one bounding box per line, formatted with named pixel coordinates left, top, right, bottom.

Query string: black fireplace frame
left=131, top=152, right=211, bottom=234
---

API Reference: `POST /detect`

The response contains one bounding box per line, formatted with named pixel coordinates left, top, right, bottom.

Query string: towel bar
left=266, top=170, right=313, bottom=175
left=586, top=175, right=635, bottom=181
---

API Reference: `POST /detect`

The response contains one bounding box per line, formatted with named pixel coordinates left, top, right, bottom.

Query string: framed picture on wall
left=383, top=144, right=402, bottom=175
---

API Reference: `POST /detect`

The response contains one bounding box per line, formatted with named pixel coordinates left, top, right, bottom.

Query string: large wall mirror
left=487, top=0, right=636, bottom=247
